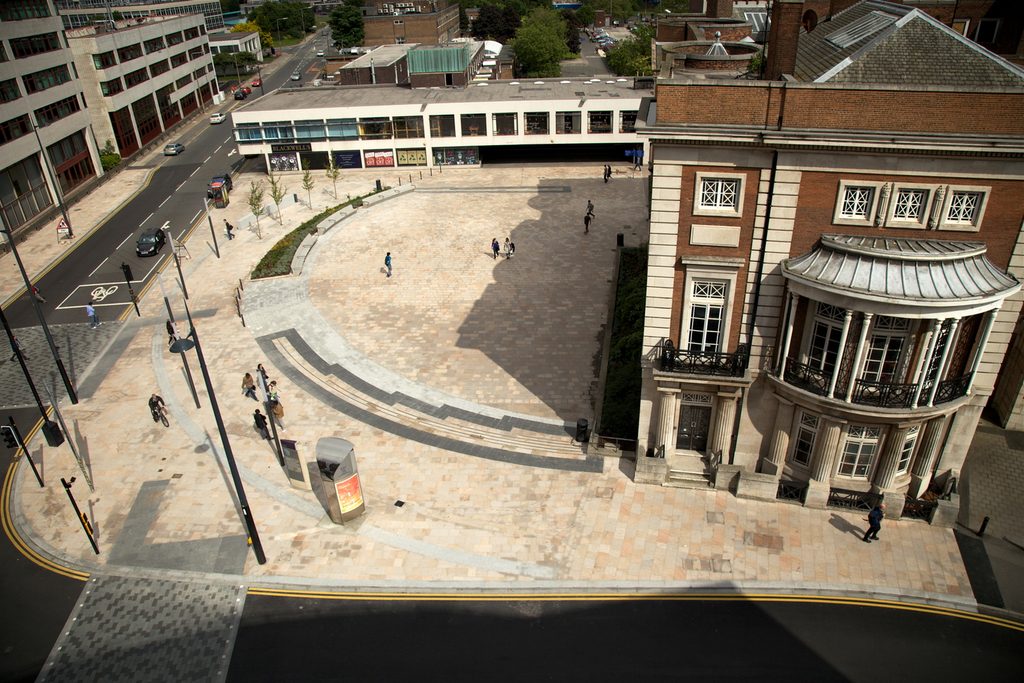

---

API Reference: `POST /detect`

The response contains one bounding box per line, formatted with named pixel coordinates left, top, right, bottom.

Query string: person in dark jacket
left=253, top=409, right=270, bottom=440
left=862, top=503, right=886, bottom=542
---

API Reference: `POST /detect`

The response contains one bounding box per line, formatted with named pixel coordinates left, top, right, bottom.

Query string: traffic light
left=121, top=262, right=134, bottom=282
left=2, top=427, right=16, bottom=449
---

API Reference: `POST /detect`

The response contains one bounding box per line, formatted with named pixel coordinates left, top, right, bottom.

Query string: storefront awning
left=783, top=234, right=1020, bottom=308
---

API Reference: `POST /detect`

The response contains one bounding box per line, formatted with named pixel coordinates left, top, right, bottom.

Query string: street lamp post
left=276, top=18, right=286, bottom=47
left=171, top=301, right=266, bottom=565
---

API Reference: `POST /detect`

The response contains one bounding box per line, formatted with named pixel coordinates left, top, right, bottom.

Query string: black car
left=207, top=172, right=233, bottom=198
left=136, top=227, right=166, bottom=256
left=234, top=89, right=247, bottom=100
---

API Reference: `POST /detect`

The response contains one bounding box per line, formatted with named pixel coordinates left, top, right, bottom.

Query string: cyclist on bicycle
left=149, top=394, right=166, bottom=422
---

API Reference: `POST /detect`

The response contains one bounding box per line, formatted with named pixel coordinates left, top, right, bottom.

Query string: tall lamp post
left=276, top=18, right=286, bottom=47
left=170, top=301, right=266, bottom=565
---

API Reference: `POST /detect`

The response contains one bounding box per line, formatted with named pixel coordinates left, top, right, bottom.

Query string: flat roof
left=209, top=32, right=256, bottom=42
left=243, top=78, right=652, bottom=113
left=344, top=44, right=418, bottom=69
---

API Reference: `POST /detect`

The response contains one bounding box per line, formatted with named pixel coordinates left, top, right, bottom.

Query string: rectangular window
left=427, top=115, right=454, bottom=137
left=171, top=52, right=189, bottom=68
left=125, top=68, right=150, bottom=88
left=492, top=113, right=517, bottom=136
left=588, top=111, right=612, bottom=134
left=100, top=78, right=124, bottom=96
left=0, top=1, right=51, bottom=20
left=0, top=156, right=51, bottom=230
left=261, top=122, right=294, bottom=141
left=327, top=118, right=359, bottom=140
left=358, top=117, right=392, bottom=140
left=525, top=112, right=548, bottom=135
left=460, top=113, right=486, bottom=136
left=839, top=426, right=881, bottom=478
left=700, top=178, right=740, bottom=211
left=184, top=27, right=200, bottom=40
left=0, top=114, right=33, bottom=145
left=23, top=65, right=71, bottom=94
left=945, top=191, right=983, bottom=225
left=93, top=51, right=117, bottom=69
left=35, top=95, right=81, bottom=127
left=975, top=18, right=999, bottom=44
left=555, top=111, right=580, bottom=134
left=808, top=303, right=845, bottom=375
left=47, top=130, right=87, bottom=167
left=392, top=116, right=424, bottom=139
left=166, top=32, right=184, bottom=46
left=175, top=74, right=193, bottom=89
left=236, top=123, right=262, bottom=142
left=149, top=60, right=171, bottom=77
left=0, top=79, right=21, bottom=104
left=892, top=188, right=928, bottom=222
left=620, top=111, right=638, bottom=133
left=294, top=120, right=326, bottom=140
left=686, top=280, right=727, bottom=353
left=117, top=43, right=144, bottom=63
left=897, top=426, right=919, bottom=475
left=9, top=32, right=61, bottom=59
left=144, top=37, right=166, bottom=54
left=840, top=186, right=873, bottom=219
left=791, top=412, right=818, bottom=467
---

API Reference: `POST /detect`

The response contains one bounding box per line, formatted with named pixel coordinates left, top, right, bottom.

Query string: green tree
left=325, top=151, right=341, bottom=199
left=267, top=167, right=288, bottom=224
left=248, top=181, right=265, bottom=238
left=606, top=24, right=653, bottom=76
left=458, top=3, right=470, bottom=34
left=472, top=5, right=520, bottom=43
left=213, top=51, right=258, bottom=81
left=232, top=21, right=273, bottom=50
left=329, top=5, right=364, bottom=49
left=301, top=161, right=315, bottom=207
left=575, top=4, right=596, bottom=26
left=511, top=8, right=570, bottom=78
left=561, top=9, right=582, bottom=54
left=249, top=1, right=313, bottom=42
left=99, top=139, right=120, bottom=172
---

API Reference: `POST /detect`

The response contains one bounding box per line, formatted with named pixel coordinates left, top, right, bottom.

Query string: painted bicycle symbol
left=90, top=285, right=118, bottom=302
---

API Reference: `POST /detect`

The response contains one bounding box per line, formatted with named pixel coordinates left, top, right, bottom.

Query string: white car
left=209, top=112, right=226, bottom=124
left=290, top=72, right=301, bottom=81
left=317, top=49, right=325, bottom=57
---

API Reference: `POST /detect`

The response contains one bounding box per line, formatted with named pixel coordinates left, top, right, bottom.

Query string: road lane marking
left=204, top=156, right=211, bottom=163
left=158, top=196, right=170, bottom=207
left=88, top=257, right=108, bottom=277
left=228, top=149, right=237, bottom=156
left=191, top=209, right=202, bottom=223
left=141, top=212, right=153, bottom=225
left=175, top=181, right=186, bottom=192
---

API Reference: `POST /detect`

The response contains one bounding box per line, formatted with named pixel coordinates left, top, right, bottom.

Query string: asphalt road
left=229, top=595, right=1023, bottom=682
left=0, top=43, right=309, bottom=683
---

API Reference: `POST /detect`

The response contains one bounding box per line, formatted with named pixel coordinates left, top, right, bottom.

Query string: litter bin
left=575, top=418, right=590, bottom=443
left=314, top=437, right=366, bottom=524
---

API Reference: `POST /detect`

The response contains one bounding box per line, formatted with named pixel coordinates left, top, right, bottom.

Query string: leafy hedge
left=250, top=191, right=375, bottom=279
left=599, top=246, right=647, bottom=439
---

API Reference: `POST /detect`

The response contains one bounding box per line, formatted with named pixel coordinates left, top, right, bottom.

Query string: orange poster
left=335, top=474, right=363, bottom=513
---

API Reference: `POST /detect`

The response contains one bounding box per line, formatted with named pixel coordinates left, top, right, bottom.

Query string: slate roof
left=783, top=235, right=1020, bottom=305
left=792, top=0, right=1024, bottom=87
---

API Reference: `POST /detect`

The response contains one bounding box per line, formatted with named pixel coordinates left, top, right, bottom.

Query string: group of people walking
left=490, top=237, right=516, bottom=259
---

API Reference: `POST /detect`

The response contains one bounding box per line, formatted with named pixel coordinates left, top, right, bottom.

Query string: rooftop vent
left=825, top=11, right=898, bottom=49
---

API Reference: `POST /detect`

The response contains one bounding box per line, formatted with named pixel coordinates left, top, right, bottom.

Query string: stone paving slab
left=4, top=162, right=978, bottom=613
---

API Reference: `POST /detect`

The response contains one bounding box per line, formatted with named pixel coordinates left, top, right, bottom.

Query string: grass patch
left=599, top=246, right=647, bottom=439
left=250, top=191, right=376, bottom=279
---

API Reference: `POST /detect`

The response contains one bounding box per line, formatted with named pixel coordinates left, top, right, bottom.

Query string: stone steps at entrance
left=663, top=452, right=713, bottom=489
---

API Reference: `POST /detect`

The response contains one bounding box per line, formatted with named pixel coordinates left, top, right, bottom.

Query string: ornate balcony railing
left=782, top=359, right=829, bottom=396
left=902, top=496, right=938, bottom=521
left=934, top=373, right=972, bottom=405
left=660, top=341, right=749, bottom=378
left=826, top=487, right=880, bottom=512
left=852, top=379, right=917, bottom=408
left=776, top=480, right=808, bottom=504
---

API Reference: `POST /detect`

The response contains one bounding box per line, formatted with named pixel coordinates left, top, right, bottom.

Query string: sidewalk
left=2, top=156, right=1004, bottom=615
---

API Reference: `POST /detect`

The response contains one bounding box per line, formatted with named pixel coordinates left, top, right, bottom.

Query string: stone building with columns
left=632, top=0, right=1024, bottom=522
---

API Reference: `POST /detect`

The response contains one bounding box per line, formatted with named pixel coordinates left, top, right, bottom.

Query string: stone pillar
left=778, top=292, right=799, bottom=377
left=928, top=318, right=960, bottom=406
left=828, top=309, right=853, bottom=398
left=805, top=417, right=844, bottom=509
left=655, top=388, right=679, bottom=459
left=966, top=309, right=998, bottom=394
left=908, top=414, right=948, bottom=499
left=845, top=312, right=873, bottom=401
left=761, top=398, right=795, bottom=476
left=873, top=425, right=909, bottom=492
left=910, top=320, right=937, bottom=399
left=710, top=391, right=738, bottom=459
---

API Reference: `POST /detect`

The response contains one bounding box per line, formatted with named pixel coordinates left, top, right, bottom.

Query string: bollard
left=978, top=516, right=990, bottom=536
left=398, top=177, right=402, bottom=186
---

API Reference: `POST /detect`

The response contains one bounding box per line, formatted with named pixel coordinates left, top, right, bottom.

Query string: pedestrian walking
left=586, top=200, right=594, bottom=217
left=503, top=237, right=512, bottom=259
left=224, top=220, right=234, bottom=240
left=490, top=238, right=500, bottom=259
left=9, top=336, right=25, bottom=361
left=268, top=381, right=285, bottom=429
left=257, top=363, right=270, bottom=389
left=584, top=212, right=592, bottom=234
left=31, top=285, right=46, bottom=303
left=86, top=300, right=101, bottom=328
left=509, top=240, right=516, bottom=257
left=862, top=503, right=886, bottom=543
left=166, top=319, right=177, bottom=345
left=603, top=165, right=612, bottom=183
left=242, top=372, right=258, bottom=401
left=253, top=409, right=271, bottom=440
left=633, top=154, right=643, bottom=171
left=384, top=252, right=392, bottom=278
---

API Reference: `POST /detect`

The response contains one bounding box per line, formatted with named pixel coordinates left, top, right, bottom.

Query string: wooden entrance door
left=676, top=404, right=711, bottom=452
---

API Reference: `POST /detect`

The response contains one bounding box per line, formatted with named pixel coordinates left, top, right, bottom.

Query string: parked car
left=316, top=49, right=325, bottom=57
left=250, top=78, right=261, bottom=87
left=234, top=89, right=247, bottom=100
left=163, top=142, right=184, bottom=156
left=136, top=226, right=166, bottom=256
left=206, top=172, right=233, bottom=198
left=290, top=71, right=301, bottom=81
left=209, top=112, right=226, bottom=124
left=241, top=86, right=252, bottom=94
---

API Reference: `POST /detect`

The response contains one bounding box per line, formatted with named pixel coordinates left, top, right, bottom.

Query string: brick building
left=362, top=0, right=459, bottom=47
left=633, top=0, right=1024, bottom=522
